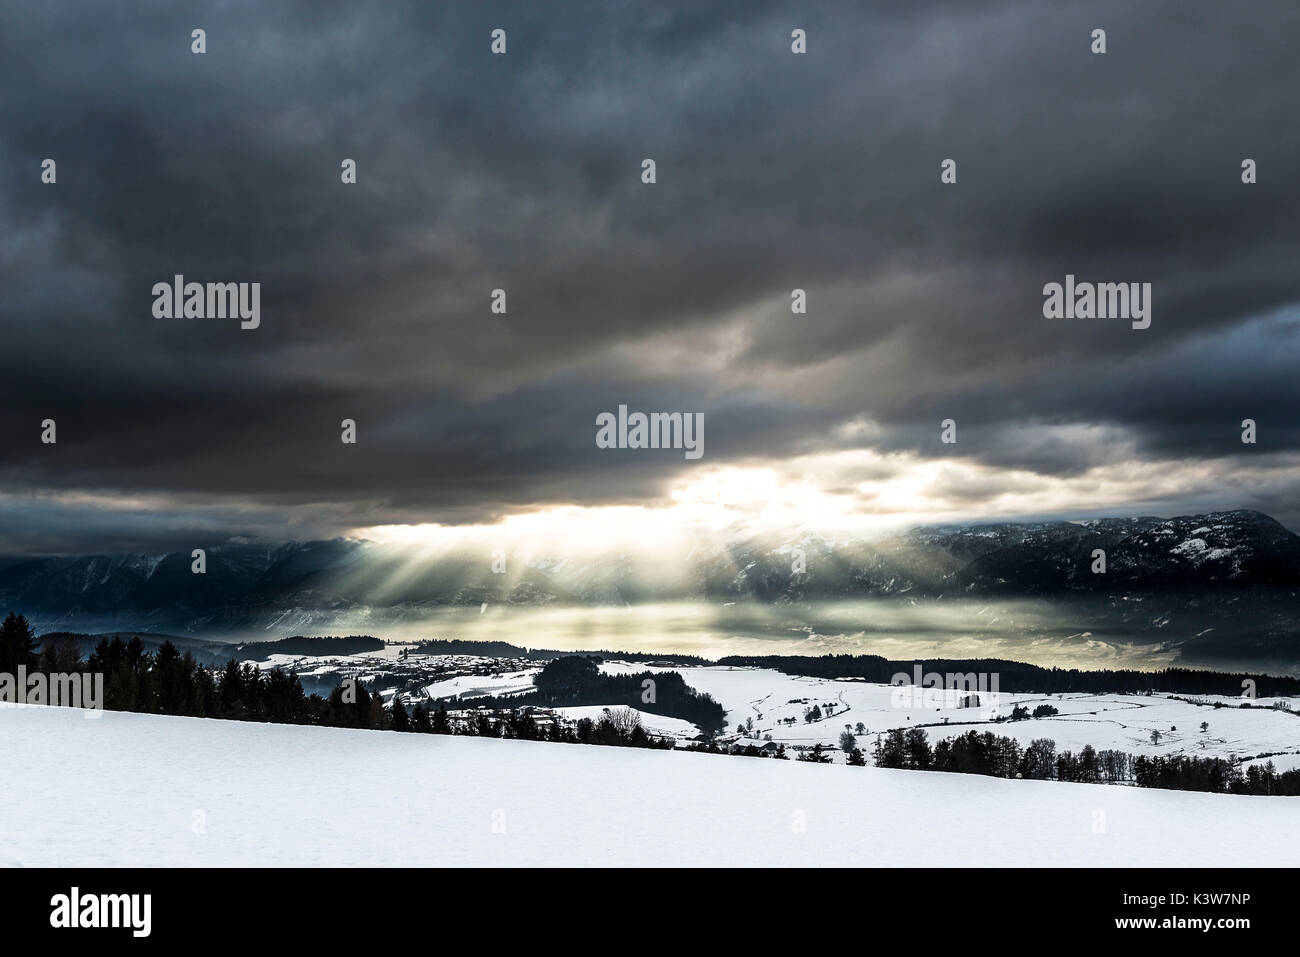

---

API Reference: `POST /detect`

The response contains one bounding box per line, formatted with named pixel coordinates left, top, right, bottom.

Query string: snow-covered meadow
left=240, top=647, right=1300, bottom=765
left=2, top=704, right=1298, bottom=867
left=604, top=663, right=1300, bottom=763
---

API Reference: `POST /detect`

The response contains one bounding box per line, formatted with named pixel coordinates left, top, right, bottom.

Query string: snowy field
left=549, top=705, right=698, bottom=739
left=596, top=663, right=1300, bottom=763
left=226, top=646, right=1300, bottom=767
left=424, top=668, right=538, bottom=700
left=2, top=705, right=1299, bottom=867
left=241, top=648, right=1300, bottom=765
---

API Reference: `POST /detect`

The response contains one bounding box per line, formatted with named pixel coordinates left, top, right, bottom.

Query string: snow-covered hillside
left=599, top=663, right=1300, bottom=762
left=2, top=705, right=1298, bottom=867
left=239, top=647, right=1300, bottom=764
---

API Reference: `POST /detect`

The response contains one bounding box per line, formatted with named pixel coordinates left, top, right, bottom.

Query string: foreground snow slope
left=2, top=705, right=1297, bottom=867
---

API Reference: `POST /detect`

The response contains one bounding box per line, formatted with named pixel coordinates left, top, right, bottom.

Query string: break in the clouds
left=2, top=0, right=1300, bottom=554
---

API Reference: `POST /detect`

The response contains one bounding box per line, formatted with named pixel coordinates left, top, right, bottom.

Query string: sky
left=2, top=0, right=1300, bottom=556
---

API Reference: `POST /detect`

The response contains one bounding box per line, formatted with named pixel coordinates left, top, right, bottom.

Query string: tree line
left=3, top=613, right=677, bottom=752
left=3, top=613, right=389, bottom=728
left=438, top=654, right=727, bottom=732
left=868, top=725, right=1300, bottom=795
left=411, top=638, right=712, bottom=666
left=235, top=634, right=384, bottom=660
left=718, top=653, right=1300, bottom=697
left=394, top=699, right=673, bottom=750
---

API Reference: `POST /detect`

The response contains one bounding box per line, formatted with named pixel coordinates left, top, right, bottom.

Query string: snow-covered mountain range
left=2, top=510, right=1298, bottom=661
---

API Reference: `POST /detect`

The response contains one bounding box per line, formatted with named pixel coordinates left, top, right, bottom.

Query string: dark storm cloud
left=2, top=0, right=1299, bottom=553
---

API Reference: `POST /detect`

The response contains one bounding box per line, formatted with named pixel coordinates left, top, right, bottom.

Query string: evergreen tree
left=327, top=683, right=353, bottom=727
left=431, top=704, right=452, bottom=734
left=1078, top=744, right=1101, bottom=783
left=410, top=703, right=433, bottom=733
left=0, top=613, right=39, bottom=676
left=154, top=641, right=191, bottom=715
left=507, top=709, right=539, bottom=740
left=903, top=727, right=933, bottom=769
left=875, top=729, right=908, bottom=768
left=220, top=659, right=244, bottom=717
left=367, top=688, right=387, bottom=729
left=189, top=654, right=215, bottom=717
left=390, top=696, right=410, bottom=731
left=38, top=634, right=82, bottom=674
left=796, top=743, right=833, bottom=763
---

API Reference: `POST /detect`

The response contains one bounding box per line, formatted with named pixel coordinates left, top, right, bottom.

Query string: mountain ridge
left=2, top=509, right=1297, bottom=644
